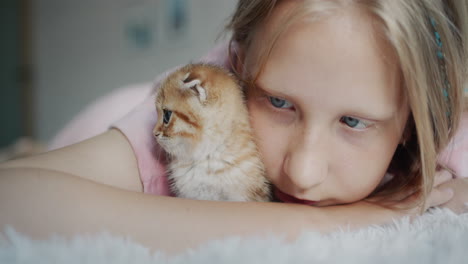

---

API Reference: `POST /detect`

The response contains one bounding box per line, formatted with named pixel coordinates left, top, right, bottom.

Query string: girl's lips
left=274, top=188, right=318, bottom=206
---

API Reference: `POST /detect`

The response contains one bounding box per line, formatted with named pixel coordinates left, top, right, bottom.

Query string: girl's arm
left=0, top=167, right=400, bottom=255
left=0, top=129, right=459, bottom=254
left=0, top=129, right=142, bottom=192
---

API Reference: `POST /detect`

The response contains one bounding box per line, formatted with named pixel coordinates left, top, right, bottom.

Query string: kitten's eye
left=340, top=116, right=369, bottom=130
left=268, top=96, right=293, bottom=109
left=163, top=109, right=172, bottom=125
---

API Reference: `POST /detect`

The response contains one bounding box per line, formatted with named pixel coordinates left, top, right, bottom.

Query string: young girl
left=1, top=0, right=467, bottom=254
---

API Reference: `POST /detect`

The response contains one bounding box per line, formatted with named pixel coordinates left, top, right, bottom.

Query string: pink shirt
left=50, top=41, right=468, bottom=196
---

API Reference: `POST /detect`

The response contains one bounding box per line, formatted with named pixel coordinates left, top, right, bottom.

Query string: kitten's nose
left=153, top=131, right=161, bottom=138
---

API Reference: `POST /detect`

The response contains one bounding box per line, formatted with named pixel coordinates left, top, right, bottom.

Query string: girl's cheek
left=337, top=129, right=371, bottom=148
left=337, top=124, right=381, bottom=150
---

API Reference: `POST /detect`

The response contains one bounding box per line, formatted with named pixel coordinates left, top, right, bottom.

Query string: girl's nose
left=283, top=136, right=328, bottom=191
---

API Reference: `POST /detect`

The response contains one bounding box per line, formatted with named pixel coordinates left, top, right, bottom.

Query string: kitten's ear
left=180, top=72, right=207, bottom=103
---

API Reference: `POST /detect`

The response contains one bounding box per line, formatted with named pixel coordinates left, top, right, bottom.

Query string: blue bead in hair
left=429, top=17, right=451, bottom=119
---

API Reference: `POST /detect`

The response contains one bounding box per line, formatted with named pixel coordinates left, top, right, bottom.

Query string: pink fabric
left=111, top=94, right=171, bottom=195
left=48, top=83, right=153, bottom=150
left=438, top=113, right=468, bottom=178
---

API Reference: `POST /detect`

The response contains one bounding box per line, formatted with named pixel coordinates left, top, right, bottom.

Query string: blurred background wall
left=1, top=0, right=236, bottom=149
left=1, top=0, right=22, bottom=148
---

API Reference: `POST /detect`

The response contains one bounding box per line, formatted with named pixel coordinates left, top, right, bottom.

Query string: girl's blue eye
left=340, top=116, right=368, bottom=129
left=268, top=96, right=293, bottom=109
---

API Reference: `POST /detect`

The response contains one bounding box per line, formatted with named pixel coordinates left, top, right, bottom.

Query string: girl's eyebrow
left=255, top=80, right=291, bottom=99
left=257, top=79, right=400, bottom=122
left=345, top=110, right=399, bottom=123
left=256, top=73, right=405, bottom=122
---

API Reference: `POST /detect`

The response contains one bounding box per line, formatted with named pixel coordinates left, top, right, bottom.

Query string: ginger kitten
left=153, top=63, right=271, bottom=202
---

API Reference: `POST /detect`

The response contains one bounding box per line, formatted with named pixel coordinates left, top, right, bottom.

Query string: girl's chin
left=274, top=188, right=319, bottom=206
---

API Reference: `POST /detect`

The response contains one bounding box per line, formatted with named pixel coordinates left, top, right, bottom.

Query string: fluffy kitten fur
left=153, top=63, right=271, bottom=202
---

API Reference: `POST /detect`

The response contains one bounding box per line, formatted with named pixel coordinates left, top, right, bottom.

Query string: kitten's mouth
left=274, top=188, right=318, bottom=206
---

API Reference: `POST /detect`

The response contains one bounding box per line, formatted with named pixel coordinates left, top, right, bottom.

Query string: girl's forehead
left=245, top=0, right=398, bottom=76
left=247, top=1, right=405, bottom=117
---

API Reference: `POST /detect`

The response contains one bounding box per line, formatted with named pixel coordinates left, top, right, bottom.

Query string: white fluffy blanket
left=1, top=208, right=467, bottom=264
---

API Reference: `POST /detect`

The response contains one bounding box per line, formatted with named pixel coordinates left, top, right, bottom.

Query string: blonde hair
left=226, top=0, right=468, bottom=208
